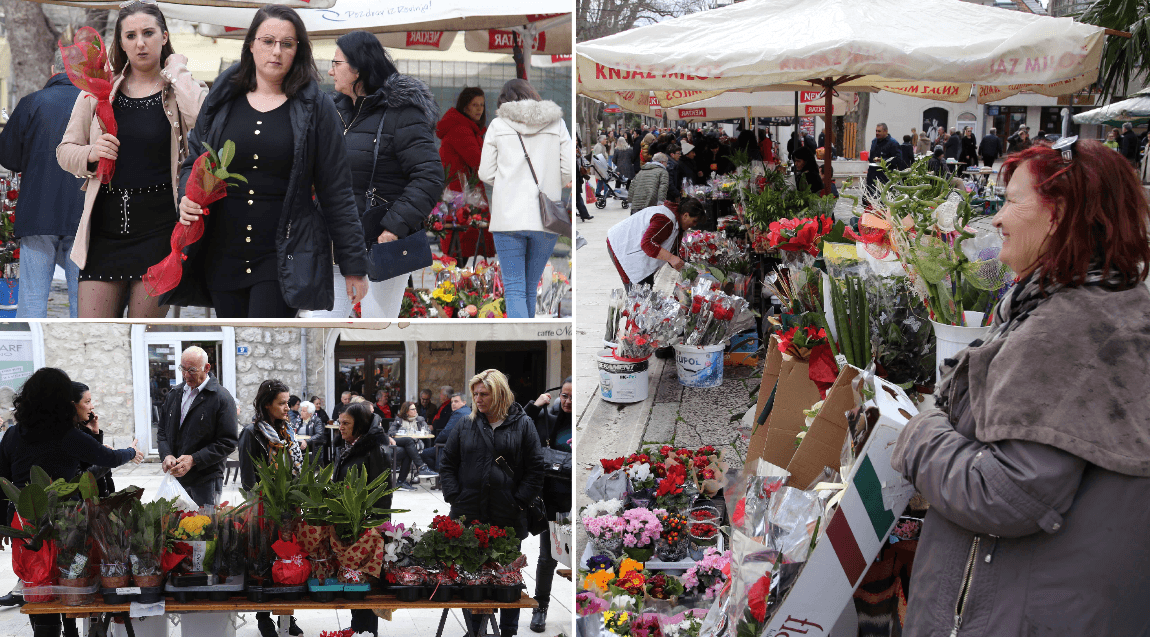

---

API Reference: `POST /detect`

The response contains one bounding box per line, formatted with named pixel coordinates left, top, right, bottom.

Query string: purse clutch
left=363, top=110, right=432, bottom=283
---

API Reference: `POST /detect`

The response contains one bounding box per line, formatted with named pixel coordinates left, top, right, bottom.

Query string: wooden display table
left=23, top=592, right=538, bottom=637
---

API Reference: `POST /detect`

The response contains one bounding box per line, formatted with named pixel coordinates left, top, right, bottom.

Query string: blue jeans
left=492, top=231, right=558, bottom=319
left=16, top=235, right=79, bottom=318
left=596, top=177, right=610, bottom=198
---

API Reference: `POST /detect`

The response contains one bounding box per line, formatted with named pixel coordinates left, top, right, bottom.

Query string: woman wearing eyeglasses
left=309, top=30, right=442, bottom=318
left=891, top=140, right=1150, bottom=636
left=164, top=5, right=369, bottom=318
left=57, top=0, right=207, bottom=318
left=524, top=378, right=573, bottom=633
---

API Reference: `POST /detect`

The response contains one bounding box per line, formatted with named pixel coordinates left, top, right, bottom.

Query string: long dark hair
left=232, top=5, right=319, bottom=98
left=455, top=86, right=486, bottom=127
left=14, top=368, right=76, bottom=444
left=109, top=2, right=176, bottom=76
left=335, top=30, right=398, bottom=97
left=344, top=402, right=375, bottom=438
left=253, top=379, right=290, bottom=424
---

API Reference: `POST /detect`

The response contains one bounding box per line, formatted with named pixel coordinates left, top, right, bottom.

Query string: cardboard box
left=753, top=335, right=784, bottom=425
left=786, top=365, right=861, bottom=490
left=745, top=344, right=823, bottom=475
left=761, top=374, right=918, bottom=636
left=549, top=520, right=572, bottom=568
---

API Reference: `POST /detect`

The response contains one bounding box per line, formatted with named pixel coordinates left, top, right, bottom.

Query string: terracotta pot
left=101, top=575, right=130, bottom=590
left=132, top=574, right=163, bottom=588
left=59, top=578, right=92, bottom=607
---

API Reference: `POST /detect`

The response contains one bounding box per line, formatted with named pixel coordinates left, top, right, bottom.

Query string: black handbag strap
left=366, top=110, right=390, bottom=207
left=516, top=131, right=542, bottom=191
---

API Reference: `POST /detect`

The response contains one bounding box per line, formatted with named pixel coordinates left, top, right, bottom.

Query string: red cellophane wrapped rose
left=271, top=537, right=311, bottom=586
left=11, top=514, right=58, bottom=602
left=58, top=27, right=117, bottom=184
left=143, top=150, right=234, bottom=296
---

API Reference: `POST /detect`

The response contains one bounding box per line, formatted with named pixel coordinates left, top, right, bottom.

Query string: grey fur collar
left=380, top=73, right=439, bottom=129
left=495, top=99, right=564, bottom=128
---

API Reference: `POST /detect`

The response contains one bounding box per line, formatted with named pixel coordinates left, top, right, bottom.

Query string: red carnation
left=748, top=574, right=772, bottom=623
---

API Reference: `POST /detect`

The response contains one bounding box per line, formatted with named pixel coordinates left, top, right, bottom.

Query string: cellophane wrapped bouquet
left=615, top=285, right=686, bottom=360
left=682, top=280, right=751, bottom=347
left=723, top=461, right=835, bottom=637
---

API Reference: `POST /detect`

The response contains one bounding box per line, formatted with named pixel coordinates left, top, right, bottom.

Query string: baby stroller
left=591, top=153, right=630, bottom=209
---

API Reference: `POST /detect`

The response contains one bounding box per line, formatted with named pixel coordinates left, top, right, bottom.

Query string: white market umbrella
left=652, top=89, right=855, bottom=122
left=25, top=0, right=332, bottom=8
left=578, top=0, right=1111, bottom=192
left=160, top=1, right=568, bottom=39
left=370, top=21, right=571, bottom=55
left=1073, top=89, right=1150, bottom=127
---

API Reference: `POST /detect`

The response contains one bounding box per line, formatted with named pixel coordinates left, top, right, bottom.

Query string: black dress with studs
left=80, top=90, right=176, bottom=282
left=203, top=97, right=294, bottom=292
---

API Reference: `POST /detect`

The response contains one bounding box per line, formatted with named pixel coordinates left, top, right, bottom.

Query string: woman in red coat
left=437, top=87, right=486, bottom=191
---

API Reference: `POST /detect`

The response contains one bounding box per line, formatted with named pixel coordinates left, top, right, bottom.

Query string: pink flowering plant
left=680, top=547, right=731, bottom=599
left=577, top=591, right=610, bottom=617
left=622, top=508, right=663, bottom=549
left=583, top=514, right=626, bottom=543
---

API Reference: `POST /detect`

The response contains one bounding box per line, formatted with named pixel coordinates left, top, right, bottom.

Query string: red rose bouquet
left=144, top=141, right=247, bottom=296
left=767, top=216, right=834, bottom=256
left=58, top=28, right=116, bottom=184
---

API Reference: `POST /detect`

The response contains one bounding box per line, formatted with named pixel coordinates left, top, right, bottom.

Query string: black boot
left=289, top=615, right=303, bottom=636
left=529, top=606, right=548, bottom=633
left=0, top=591, right=23, bottom=606
left=256, top=612, right=277, bottom=637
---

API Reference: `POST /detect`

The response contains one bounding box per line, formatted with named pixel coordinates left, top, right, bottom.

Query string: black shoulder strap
left=367, top=110, right=390, bottom=205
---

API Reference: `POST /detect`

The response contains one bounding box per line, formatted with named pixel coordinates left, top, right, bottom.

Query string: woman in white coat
left=477, top=79, right=572, bottom=318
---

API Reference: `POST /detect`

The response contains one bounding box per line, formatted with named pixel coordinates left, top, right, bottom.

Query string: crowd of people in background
left=0, top=345, right=573, bottom=637
left=0, top=1, right=571, bottom=320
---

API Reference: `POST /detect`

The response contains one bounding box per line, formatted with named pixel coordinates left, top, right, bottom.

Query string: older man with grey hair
left=629, top=152, right=671, bottom=212
left=1119, top=122, right=1142, bottom=167
left=157, top=346, right=238, bottom=505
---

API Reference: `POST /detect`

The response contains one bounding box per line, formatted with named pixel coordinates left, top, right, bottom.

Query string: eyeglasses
left=1052, top=135, right=1078, bottom=163
left=177, top=366, right=204, bottom=374
left=331, top=60, right=348, bottom=67
left=255, top=36, right=297, bottom=52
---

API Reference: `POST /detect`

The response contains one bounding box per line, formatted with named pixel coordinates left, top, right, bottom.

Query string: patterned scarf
left=256, top=418, right=303, bottom=475
left=937, top=264, right=1129, bottom=410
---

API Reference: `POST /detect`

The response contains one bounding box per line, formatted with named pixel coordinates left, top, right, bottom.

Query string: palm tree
left=1077, top=0, right=1150, bottom=101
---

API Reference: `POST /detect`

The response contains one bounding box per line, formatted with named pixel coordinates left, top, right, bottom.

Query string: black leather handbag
left=364, top=110, right=433, bottom=283
left=541, top=445, right=572, bottom=480
left=496, top=455, right=550, bottom=536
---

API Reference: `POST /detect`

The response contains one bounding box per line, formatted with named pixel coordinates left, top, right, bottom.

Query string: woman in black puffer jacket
left=316, top=31, right=443, bottom=318
left=524, top=378, right=573, bottom=633
left=441, top=369, right=545, bottom=637
left=333, top=402, right=394, bottom=637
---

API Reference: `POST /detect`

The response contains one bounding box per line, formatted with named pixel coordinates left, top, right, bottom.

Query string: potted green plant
left=486, top=523, right=527, bottom=603
left=290, top=453, right=341, bottom=597
left=325, top=464, right=401, bottom=600
left=129, top=498, right=171, bottom=590
left=55, top=500, right=94, bottom=606
left=412, top=516, right=475, bottom=601
left=0, top=469, right=97, bottom=603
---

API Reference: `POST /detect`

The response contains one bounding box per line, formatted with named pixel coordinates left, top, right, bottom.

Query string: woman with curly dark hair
left=0, top=368, right=141, bottom=637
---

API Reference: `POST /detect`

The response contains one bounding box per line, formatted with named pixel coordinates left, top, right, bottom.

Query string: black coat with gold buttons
left=160, top=63, right=369, bottom=311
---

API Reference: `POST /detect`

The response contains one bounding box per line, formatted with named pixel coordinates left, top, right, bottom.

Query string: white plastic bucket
left=931, top=320, right=992, bottom=386
left=673, top=342, right=726, bottom=388
left=597, top=350, right=650, bottom=403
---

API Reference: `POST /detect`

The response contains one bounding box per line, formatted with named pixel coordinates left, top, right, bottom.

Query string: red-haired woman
left=891, top=139, right=1150, bottom=636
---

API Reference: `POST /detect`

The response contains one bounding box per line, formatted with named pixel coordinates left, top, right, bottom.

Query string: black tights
left=210, top=281, right=295, bottom=319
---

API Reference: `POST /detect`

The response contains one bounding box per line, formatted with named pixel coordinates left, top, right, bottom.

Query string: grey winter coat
left=332, top=74, right=444, bottom=245
left=613, top=146, right=635, bottom=179
left=629, top=162, right=669, bottom=210
left=161, top=63, right=368, bottom=311
left=892, top=283, right=1150, bottom=637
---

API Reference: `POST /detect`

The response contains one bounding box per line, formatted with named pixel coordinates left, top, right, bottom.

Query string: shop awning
left=577, top=0, right=1108, bottom=105
left=1073, top=89, right=1150, bottom=127
left=338, top=323, right=571, bottom=342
